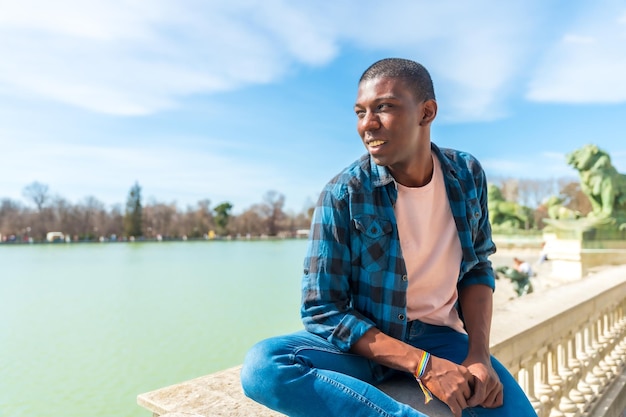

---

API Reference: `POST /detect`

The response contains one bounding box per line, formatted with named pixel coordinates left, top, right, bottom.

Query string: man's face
left=354, top=76, right=430, bottom=172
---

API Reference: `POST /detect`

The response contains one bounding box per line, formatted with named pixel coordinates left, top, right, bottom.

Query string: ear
left=420, top=100, right=437, bottom=126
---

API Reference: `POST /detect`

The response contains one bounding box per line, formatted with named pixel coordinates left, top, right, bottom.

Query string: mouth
left=367, top=140, right=386, bottom=147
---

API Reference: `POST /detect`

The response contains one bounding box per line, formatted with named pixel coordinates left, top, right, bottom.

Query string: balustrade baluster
left=573, top=329, right=594, bottom=404
left=565, top=334, right=586, bottom=414
left=518, top=360, right=543, bottom=416
left=555, top=340, right=579, bottom=417
left=596, top=311, right=616, bottom=381
left=583, top=323, right=603, bottom=395
left=537, top=352, right=556, bottom=417
left=548, top=345, right=567, bottom=417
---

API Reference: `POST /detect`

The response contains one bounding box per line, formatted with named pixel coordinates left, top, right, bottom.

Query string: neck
left=390, top=152, right=434, bottom=188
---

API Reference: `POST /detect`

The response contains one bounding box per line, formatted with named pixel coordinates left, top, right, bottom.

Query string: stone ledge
left=137, top=366, right=281, bottom=417
left=137, top=366, right=455, bottom=417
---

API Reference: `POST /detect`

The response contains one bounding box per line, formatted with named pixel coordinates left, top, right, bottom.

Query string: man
left=514, top=258, right=533, bottom=278
left=496, top=258, right=534, bottom=297
left=241, top=58, right=537, bottom=417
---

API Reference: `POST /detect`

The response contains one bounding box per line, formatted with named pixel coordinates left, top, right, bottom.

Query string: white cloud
left=527, top=3, right=626, bottom=103
left=0, top=0, right=340, bottom=115
left=4, top=1, right=624, bottom=122
left=0, top=0, right=544, bottom=121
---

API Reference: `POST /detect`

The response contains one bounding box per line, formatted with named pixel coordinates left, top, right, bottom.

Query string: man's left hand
left=463, top=359, right=503, bottom=408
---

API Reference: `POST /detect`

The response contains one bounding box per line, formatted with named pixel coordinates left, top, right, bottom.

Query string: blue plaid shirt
left=301, top=143, right=496, bottom=352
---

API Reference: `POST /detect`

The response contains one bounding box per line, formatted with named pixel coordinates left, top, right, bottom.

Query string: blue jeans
left=241, top=321, right=537, bottom=416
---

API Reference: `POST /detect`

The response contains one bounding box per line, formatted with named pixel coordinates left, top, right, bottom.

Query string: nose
left=358, top=111, right=381, bottom=133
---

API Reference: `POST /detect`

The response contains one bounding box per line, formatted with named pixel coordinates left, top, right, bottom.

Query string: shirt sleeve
left=300, top=186, right=376, bottom=352
left=458, top=161, right=497, bottom=291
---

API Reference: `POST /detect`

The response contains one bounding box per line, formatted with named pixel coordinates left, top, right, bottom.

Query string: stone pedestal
left=543, top=226, right=626, bottom=280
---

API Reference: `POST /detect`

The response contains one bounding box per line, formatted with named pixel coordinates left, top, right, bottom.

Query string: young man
left=241, top=58, right=537, bottom=417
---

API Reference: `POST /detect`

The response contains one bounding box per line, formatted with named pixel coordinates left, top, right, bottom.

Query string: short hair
left=359, top=58, right=436, bottom=102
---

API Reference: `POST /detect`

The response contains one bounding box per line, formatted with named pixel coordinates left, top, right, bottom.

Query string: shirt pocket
left=353, top=215, right=393, bottom=272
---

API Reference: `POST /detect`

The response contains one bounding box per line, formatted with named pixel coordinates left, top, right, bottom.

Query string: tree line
left=1, top=175, right=591, bottom=243
left=1, top=181, right=314, bottom=243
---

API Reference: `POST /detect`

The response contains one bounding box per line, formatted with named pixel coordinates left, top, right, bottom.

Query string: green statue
left=565, top=144, right=626, bottom=229
left=487, top=184, right=532, bottom=230
left=545, top=196, right=581, bottom=220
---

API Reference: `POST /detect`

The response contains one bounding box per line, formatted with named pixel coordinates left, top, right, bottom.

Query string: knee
left=240, top=338, right=286, bottom=402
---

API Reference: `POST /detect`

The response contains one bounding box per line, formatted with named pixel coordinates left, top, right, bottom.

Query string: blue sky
left=1, top=1, right=625, bottom=214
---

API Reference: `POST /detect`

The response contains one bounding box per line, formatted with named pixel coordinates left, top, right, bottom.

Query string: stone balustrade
left=489, top=265, right=626, bottom=417
left=137, top=265, right=626, bottom=417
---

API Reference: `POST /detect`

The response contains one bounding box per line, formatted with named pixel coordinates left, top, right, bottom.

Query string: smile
left=368, top=140, right=385, bottom=147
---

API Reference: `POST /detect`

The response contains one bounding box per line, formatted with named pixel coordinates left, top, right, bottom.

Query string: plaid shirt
left=301, top=143, right=496, bottom=352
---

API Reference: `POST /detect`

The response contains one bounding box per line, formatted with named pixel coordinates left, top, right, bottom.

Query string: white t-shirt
left=518, top=262, right=532, bottom=277
left=394, top=154, right=465, bottom=333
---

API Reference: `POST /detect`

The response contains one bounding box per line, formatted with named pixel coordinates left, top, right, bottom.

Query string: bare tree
left=559, top=181, right=592, bottom=216
left=144, top=202, right=179, bottom=238
left=22, top=181, right=50, bottom=211
left=75, top=196, right=106, bottom=240
left=145, top=201, right=170, bottom=238
left=258, top=190, right=286, bottom=236
left=103, top=204, right=124, bottom=238
left=191, top=199, right=215, bottom=237
left=232, top=205, right=265, bottom=237
left=0, top=198, right=26, bottom=239
left=517, top=178, right=557, bottom=209
left=50, top=196, right=76, bottom=236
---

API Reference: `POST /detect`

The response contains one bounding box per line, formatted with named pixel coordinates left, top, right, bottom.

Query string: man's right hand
left=420, top=355, right=475, bottom=417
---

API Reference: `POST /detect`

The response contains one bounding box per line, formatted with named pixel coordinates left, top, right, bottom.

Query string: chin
left=370, top=155, right=391, bottom=167
left=370, top=157, right=385, bottom=166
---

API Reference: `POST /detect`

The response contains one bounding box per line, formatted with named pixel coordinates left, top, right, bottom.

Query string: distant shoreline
left=0, top=235, right=309, bottom=245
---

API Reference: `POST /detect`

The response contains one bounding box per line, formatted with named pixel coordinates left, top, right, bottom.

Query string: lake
left=0, top=240, right=306, bottom=417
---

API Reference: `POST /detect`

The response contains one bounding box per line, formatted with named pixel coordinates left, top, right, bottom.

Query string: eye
left=376, top=103, right=392, bottom=111
left=355, top=109, right=365, bottom=119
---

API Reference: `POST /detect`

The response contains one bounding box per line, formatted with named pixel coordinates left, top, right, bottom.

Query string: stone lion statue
left=565, top=144, right=626, bottom=223
left=487, top=184, right=532, bottom=230
left=544, top=196, right=581, bottom=220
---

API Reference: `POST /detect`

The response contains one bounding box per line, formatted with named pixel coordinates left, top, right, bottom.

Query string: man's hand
left=463, top=358, right=503, bottom=408
left=458, top=284, right=503, bottom=408
left=421, top=355, right=475, bottom=417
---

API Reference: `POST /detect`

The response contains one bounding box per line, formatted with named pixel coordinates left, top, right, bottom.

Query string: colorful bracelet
left=413, top=351, right=433, bottom=404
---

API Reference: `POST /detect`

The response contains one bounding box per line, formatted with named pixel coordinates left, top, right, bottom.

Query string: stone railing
left=489, top=265, right=626, bottom=417
left=137, top=265, right=626, bottom=417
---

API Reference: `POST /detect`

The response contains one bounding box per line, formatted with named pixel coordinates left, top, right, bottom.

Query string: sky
left=1, top=1, right=625, bottom=214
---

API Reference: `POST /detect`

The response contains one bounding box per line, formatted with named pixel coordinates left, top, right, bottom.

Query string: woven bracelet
left=413, top=351, right=433, bottom=404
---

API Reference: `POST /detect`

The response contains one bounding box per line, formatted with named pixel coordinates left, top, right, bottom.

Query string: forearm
left=350, top=327, right=423, bottom=373
left=459, top=284, right=493, bottom=361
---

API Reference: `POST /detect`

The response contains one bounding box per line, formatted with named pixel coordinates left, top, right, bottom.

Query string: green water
left=0, top=240, right=306, bottom=417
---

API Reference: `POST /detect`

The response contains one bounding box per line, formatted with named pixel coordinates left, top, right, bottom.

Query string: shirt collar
left=369, top=159, right=395, bottom=188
